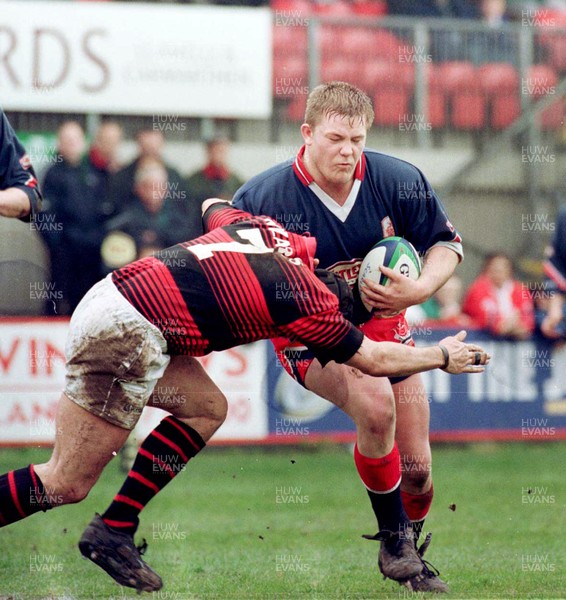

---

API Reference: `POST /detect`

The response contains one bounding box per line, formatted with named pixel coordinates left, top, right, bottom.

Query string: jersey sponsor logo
left=327, top=259, right=362, bottom=287
left=381, top=216, right=395, bottom=238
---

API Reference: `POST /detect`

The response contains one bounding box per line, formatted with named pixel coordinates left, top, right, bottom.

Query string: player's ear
left=300, top=123, right=314, bottom=144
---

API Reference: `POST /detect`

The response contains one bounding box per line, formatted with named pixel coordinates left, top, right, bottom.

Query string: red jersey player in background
left=0, top=200, right=488, bottom=592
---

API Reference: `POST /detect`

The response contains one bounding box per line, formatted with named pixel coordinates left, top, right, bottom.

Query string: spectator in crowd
left=109, top=129, right=188, bottom=214
left=467, top=0, right=519, bottom=65
left=386, top=0, right=478, bottom=18
left=41, top=121, right=110, bottom=314
left=462, top=252, right=535, bottom=339
left=407, top=275, right=471, bottom=328
left=186, top=137, right=244, bottom=204
left=87, top=120, right=124, bottom=221
left=186, top=136, right=244, bottom=238
left=102, top=159, right=191, bottom=271
left=0, top=108, right=42, bottom=220
left=541, top=205, right=566, bottom=339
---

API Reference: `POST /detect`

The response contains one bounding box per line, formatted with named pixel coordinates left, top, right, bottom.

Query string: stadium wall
left=1, top=319, right=565, bottom=447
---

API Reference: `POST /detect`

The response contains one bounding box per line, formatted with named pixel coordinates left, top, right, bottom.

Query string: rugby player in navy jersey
left=541, top=205, right=566, bottom=339
left=0, top=200, right=489, bottom=592
left=0, top=108, right=42, bottom=220
left=233, top=81, right=464, bottom=592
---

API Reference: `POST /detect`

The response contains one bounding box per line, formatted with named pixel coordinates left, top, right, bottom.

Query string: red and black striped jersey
left=112, top=203, right=363, bottom=365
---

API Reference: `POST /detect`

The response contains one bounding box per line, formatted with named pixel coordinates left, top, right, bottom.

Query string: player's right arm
left=0, top=109, right=42, bottom=220
left=345, top=330, right=489, bottom=378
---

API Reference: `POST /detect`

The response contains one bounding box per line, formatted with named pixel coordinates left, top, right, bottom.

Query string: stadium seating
left=479, top=63, right=520, bottom=130
left=439, top=61, right=486, bottom=130
left=526, top=64, right=564, bottom=130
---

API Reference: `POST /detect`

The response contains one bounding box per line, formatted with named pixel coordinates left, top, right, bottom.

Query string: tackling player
left=233, top=81, right=464, bottom=592
left=0, top=200, right=488, bottom=593
left=0, top=108, right=42, bottom=220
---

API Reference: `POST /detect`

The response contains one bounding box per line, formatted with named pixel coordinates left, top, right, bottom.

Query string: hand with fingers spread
left=437, top=330, right=491, bottom=374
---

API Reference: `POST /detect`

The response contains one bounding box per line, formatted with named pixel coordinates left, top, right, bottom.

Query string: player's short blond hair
left=304, top=81, right=374, bottom=129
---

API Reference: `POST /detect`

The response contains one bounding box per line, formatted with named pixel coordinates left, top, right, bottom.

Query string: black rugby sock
left=102, top=416, right=205, bottom=535
left=0, top=465, right=52, bottom=527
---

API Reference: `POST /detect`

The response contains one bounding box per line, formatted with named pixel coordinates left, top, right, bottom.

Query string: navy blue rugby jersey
left=233, top=146, right=462, bottom=288
left=0, top=108, right=42, bottom=220
left=544, top=205, right=566, bottom=293
left=112, top=203, right=363, bottom=364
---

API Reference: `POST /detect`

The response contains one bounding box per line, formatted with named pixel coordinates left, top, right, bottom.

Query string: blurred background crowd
left=2, top=0, right=565, bottom=344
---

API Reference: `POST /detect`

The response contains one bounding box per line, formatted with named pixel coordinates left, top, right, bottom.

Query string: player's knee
left=400, top=453, right=432, bottom=491
left=209, top=392, right=228, bottom=429
left=359, top=399, right=395, bottom=437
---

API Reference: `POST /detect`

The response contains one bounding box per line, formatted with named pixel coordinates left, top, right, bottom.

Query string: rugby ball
left=358, top=236, right=422, bottom=313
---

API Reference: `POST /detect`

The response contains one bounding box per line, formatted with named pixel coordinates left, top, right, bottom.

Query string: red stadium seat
left=479, top=63, right=520, bottom=130
left=313, top=1, right=352, bottom=17
left=286, top=93, right=308, bottom=122
left=273, top=55, right=308, bottom=98
left=321, top=58, right=365, bottom=89
left=352, top=0, right=388, bottom=17
left=339, top=28, right=379, bottom=59
left=425, top=64, right=446, bottom=128
left=371, top=62, right=413, bottom=127
left=273, top=24, right=308, bottom=57
left=525, top=65, right=563, bottom=130
left=439, top=62, right=486, bottom=130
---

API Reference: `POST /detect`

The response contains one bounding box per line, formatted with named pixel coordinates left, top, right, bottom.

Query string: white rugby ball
left=358, top=236, right=422, bottom=313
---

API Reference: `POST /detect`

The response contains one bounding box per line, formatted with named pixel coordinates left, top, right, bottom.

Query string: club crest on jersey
left=327, top=259, right=362, bottom=287
left=393, top=318, right=412, bottom=344
left=19, top=154, right=32, bottom=170
left=381, top=216, right=396, bottom=238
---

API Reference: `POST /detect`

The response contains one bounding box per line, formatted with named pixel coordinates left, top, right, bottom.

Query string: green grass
left=0, top=443, right=565, bottom=599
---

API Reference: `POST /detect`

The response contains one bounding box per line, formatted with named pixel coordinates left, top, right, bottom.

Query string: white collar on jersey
left=308, top=179, right=362, bottom=222
left=293, top=145, right=366, bottom=223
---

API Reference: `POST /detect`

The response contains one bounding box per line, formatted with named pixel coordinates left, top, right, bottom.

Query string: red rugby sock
left=354, top=442, right=410, bottom=533
left=401, top=484, right=434, bottom=541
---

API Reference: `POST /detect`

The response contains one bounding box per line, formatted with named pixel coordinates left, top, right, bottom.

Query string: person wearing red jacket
left=463, top=252, right=535, bottom=339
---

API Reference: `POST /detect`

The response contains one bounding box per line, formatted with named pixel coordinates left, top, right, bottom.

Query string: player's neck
left=316, top=180, right=354, bottom=206
left=302, top=154, right=354, bottom=206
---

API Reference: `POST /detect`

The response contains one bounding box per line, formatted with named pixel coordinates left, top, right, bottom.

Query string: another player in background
left=541, top=205, right=566, bottom=339
left=0, top=200, right=489, bottom=593
left=0, top=108, right=42, bottom=220
left=233, top=81, right=464, bottom=593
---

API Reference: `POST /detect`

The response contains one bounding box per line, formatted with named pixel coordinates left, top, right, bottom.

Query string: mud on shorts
left=273, top=312, right=415, bottom=388
left=64, top=274, right=170, bottom=430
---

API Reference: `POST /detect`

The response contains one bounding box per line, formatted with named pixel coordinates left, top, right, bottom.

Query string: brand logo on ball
left=358, top=236, right=422, bottom=314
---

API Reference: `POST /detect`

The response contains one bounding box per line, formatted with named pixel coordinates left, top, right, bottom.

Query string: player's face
left=301, top=113, right=367, bottom=192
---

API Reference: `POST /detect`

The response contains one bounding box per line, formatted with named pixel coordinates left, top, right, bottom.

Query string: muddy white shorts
left=64, top=275, right=170, bottom=430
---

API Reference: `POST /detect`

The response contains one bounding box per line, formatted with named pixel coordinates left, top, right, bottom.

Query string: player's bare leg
left=81, top=356, right=227, bottom=592
left=393, top=373, right=449, bottom=593
left=0, top=393, right=129, bottom=528
left=305, top=360, right=422, bottom=582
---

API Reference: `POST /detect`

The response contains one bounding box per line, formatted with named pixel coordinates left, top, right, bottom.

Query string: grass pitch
left=0, top=443, right=564, bottom=599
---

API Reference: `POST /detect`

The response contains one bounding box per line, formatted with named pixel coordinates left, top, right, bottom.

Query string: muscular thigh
left=148, top=355, right=227, bottom=440
left=304, top=359, right=394, bottom=421
left=37, top=393, right=130, bottom=489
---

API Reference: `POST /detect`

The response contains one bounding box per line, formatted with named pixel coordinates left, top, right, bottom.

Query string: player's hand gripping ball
left=358, top=236, right=422, bottom=314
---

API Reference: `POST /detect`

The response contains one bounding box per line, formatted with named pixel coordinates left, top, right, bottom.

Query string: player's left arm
left=361, top=166, right=462, bottom=314
left=361, top=245, right=459, bottom=314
